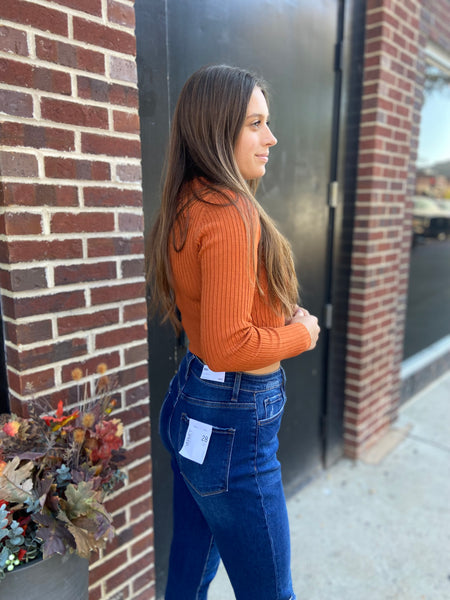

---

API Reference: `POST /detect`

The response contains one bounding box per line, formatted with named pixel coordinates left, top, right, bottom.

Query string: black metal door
left=136, top=0, right=341, bottom=595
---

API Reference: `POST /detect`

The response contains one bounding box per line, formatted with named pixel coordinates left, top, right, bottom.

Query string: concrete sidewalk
left=209, top=371, right=450, bottom=600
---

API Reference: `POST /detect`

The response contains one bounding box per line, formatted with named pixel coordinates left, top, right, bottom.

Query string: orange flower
left=82, top=413, right=95, bottom=428
left=97, top=375, right=109, bottom=390
left=41, top=400, right=79, bottom=430
left=2, top=421, right=20, bottom=437
left=71, top=368, right=83, bottom=381
left=96, top=363, right=108, bottom=374
left=73, top=428, right=86, bottom=444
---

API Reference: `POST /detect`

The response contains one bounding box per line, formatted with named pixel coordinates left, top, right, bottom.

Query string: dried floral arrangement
left=0, top=365, right=126, bottom=579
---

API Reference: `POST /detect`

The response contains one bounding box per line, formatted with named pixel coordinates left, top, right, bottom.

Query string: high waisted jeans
left=159, top=351, right=296, bottom=600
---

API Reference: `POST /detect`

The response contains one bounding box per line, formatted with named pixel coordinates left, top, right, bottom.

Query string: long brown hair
left=146, top=65, right=299, bottom=333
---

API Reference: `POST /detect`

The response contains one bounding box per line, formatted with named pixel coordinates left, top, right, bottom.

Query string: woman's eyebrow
left=246, top=112, right=269, bottom=119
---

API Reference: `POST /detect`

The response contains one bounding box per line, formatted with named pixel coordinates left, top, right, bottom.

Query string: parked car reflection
left=412, top=196, right=450, bottom=242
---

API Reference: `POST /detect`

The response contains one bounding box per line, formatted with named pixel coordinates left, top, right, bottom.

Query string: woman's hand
left=286, top=305, right=320, bottom=350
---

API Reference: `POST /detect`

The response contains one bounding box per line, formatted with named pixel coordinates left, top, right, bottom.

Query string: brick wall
left=344, top=0, right=450, bottom=457
left=344, top=0, right=422, bottom=457
left=0, top=1, right=154, bottom=598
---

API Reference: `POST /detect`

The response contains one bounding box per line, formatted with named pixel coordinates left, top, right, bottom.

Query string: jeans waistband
left=184, top=351, right=285, bottom=396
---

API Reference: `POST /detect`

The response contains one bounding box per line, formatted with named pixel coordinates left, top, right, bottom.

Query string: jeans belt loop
left=185, top=351, right=196, bottom=381
left=231, top=372, right=242, bottom=402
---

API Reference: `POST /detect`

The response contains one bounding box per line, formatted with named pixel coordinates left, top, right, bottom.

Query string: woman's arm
left=198, top=202, right=312, bottom=372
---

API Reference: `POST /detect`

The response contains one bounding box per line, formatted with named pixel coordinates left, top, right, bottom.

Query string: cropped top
left=169, top=182, right=311, bottom=372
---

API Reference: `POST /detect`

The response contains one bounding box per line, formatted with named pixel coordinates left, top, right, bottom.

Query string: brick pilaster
left=344, top=0, right=422, bottom=457
left=0, top=1, right=154, bottom=598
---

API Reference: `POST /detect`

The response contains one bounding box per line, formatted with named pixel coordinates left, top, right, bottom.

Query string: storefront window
left=403, top=58, right=450, bottom=360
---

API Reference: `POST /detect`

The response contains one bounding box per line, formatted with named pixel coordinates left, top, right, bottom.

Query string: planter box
left=4, top=553, right=89, bottom=600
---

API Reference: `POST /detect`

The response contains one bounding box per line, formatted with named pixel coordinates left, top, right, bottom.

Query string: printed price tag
left=201, top=364, right=225, bottom=382
left=179, top=418, right=213, bottom=465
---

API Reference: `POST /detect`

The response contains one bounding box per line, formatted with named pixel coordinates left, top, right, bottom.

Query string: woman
left=147, top=65, right=320, bottom=600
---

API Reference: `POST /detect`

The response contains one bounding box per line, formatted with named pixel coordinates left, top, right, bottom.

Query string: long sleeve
left=196, top=200, right=311, bottom=372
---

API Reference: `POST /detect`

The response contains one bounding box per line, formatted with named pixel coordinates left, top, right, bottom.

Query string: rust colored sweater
left=169, top=184, right=311, bottom=372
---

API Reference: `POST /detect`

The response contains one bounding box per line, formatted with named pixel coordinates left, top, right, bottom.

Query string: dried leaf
left=33, top=513, right=75, bottom=559
left=0, top=457, right=34, bottom=503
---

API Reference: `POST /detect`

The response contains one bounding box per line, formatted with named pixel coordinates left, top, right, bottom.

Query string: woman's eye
left=250, top=120, right=270, bottom=129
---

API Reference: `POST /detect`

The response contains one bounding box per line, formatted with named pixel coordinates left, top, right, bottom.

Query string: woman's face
left=234, top=86, right=277, bottom=180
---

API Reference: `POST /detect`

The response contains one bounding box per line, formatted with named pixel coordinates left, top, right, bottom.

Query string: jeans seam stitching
left=195, top=534, right=215, bottom=600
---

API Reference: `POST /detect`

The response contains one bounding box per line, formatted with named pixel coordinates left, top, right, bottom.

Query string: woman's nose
left=266, top=127, right=277, bottom=146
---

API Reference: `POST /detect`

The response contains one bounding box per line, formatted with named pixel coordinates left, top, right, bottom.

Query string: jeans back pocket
left=177, top=413, right=235, bottom=497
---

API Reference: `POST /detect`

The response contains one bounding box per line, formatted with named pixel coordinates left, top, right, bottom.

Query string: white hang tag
left=201, top=364, right=225, bottom=382
left=179, top=418, right=213, bottom=465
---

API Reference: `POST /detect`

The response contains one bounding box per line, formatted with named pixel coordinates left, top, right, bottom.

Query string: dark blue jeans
left=159, top=352, right=296, bottom=600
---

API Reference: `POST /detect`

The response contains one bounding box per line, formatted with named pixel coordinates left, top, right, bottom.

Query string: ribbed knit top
left=169, top=182, right=311, bottom=372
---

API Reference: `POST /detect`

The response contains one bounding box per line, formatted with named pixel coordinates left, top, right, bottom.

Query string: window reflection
left=404, top=60, right=450, bottom=360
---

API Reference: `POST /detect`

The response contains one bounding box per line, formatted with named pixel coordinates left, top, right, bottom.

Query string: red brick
left=123, top=301, right=147, bottom=322
left=0, top=25, right=28, bottom=55
left=105, top=477, right=151, bottom=513
left=106, top=552, right=153, bottom=597
left=132, top=566, right=154, bottom=595
left=41, top=98, right=108, bottom=129
left=130, top=533, right=154, bottom=560
left=129, top=421, right=151, bottom=444
left=60, top=351, right=120, bottom=384
left=77, top=76, right=138, bottom=108
left=0, top=152, right=38, bottom=178
left=45, top=157, right=110, bottom=181
left=84, top=187, right=143, bottom=207
left=116, top=402, right=150, bottom=429
left=51, top=0, right=102, bottom=16
left=0, top=58, right=43, bottom=90
left=109, top=55, right=137, bottom=83
left=55, top=261, right=117, bottom=285
left=0, top=89, right=33, bottom=118
left=36, top=37, right=105, bottom=75
left=77, top=75, right=110, bottom=102
left=124, top=343, right=148, bottom=366
left=4, top=239, right=83, bottom=263
left=58, top=308, right=119, bottom=336
left=88, top=586, right=102, bottom=600
left=35, top=66, right=72, bottom=95
left=128, top=461, right=152, bottom=485
left=107, top=0, right=136, bottom=28
left=7, top=337, right=87, bottom=370
left=111, top=110, right=142, bottom=135
left=87, top=237, right=144, bottom=258
left=8, top=368, right=55, bottom=396
left=90, top=550, right=128, bottom=582
left=51, top=212, right=115, bottom=234
left=118, top=213, right=144, bottom=233
left=95, top=324, right=147, bottom=349
left=81, top=133, right=141, bottom=158
left=2, top=291, right=86, bottom=319
left=122, top=258, right=145, bottom=279
left=73, top=17, right=136, bottom=55
left=0, top=122, right=75, bottom=152
left=3, top=212, right=42, bottom=235
left=116, top=164, right=142, bottom=183
left=4, top=319, right=52, bottom=345
left=133, top=580, right=155, bottom=600
left=0, top=1, right=68, bottom=36
left=91, top=281, right=146, bottom=305
left=118, top=364, right=149, bottom=388
left=125, top=383, right=149, bottom=407
left=1, top=183, right=78, bottom=207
